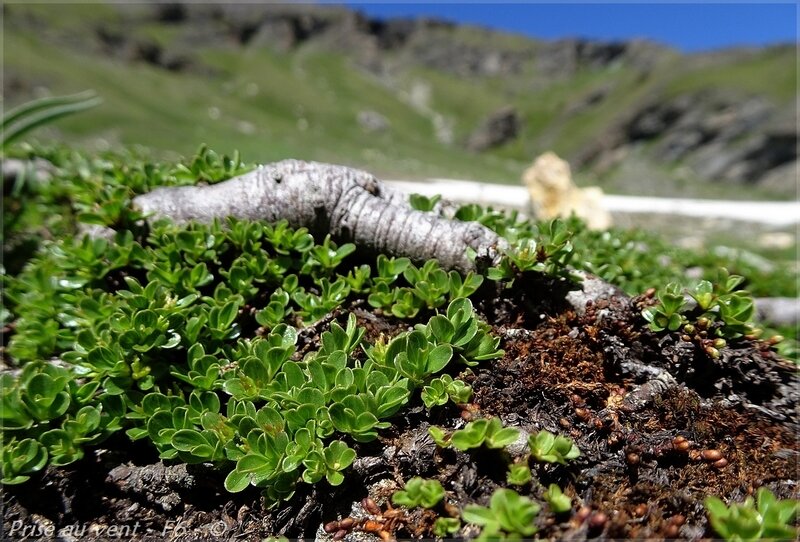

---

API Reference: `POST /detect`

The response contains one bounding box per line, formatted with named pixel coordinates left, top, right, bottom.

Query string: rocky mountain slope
left=3, top=2, right=797, bottom=198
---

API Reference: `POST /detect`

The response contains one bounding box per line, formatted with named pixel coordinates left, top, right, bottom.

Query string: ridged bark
left=133, top=159, right=505, bottom=273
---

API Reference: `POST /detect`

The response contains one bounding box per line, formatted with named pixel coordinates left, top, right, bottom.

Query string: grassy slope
left=3, top=5, right=796, bottom=194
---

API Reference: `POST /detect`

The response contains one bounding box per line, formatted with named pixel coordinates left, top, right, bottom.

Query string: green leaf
left=171, top=430, right=208, bottom=452
left=426, top=344, right=453, bottom=374
left=507, top=463, right=532, bottom=486
left=462, top=505, right=499, bottom=527
left=491, top=489, right=539, bottom=536
left=543, top=484, right=572, bottom=514
left=428, top=426, right=450, bottom=447
left=224, top=468, right=250, bottom=493
left=237, top=454, right=272, bottom=474
left=429, top=315, right=455, bottom=343
left=324, top=440, right=356, bottom=471
left=451, top=418, right=489, bottom=450
left=215, top=300, right=239, bottom=330
left=433, top=517, right=461, bottom=537
left=74, top=381, right=101, bottom=404
left=486, top=426, right=520, bottom=449
left=26, top=374, right=58, bottom=404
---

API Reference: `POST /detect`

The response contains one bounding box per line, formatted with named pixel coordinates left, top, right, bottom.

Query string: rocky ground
left=4, top=280, right=797, bottom=541
left=4, top=2, right=796, bottom=196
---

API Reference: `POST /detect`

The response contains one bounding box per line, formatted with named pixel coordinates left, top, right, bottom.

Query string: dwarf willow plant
left=705, top=488, right=798, bottom=542
left=462, top=488, right=541, bottom=541
left=392, top=477, right=446, bottom=509
left=2, top=143, right=795, bottom=493
left=542, top=483, right=573, bottom=514
left=2, top=140, right=512, bottom=496
left=506, top=463, right=533, bottom=486
left=529, top=430, right=581, bottom=465
left=367, top=256, right=484, bottom=318
left=2, top=192, right=503, bottom=498
left=486, top=218, right=579, bottom=285
left=643, top=268, right=760, bottom=353
left=421, top=374, right=472, bottom=409
left=2, top=291, right=499, bottom=501
left=456, top=209, right=796, bottom=301
left=452, top=418, right=521, bottom=451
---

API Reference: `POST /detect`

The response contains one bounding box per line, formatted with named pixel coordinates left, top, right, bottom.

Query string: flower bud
left=701, top=449, right=723, bottom=461
left=705, top=346, right=720, bottom=359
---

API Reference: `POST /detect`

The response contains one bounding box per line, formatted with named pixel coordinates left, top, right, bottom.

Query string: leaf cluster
left=3, top=290, right=497, bottom=502
left=391, top=476, right=446, bottom=509
left=705, top=488, right=798, bottom=542
left=528, top=430, right=581, bottom=465
left=429, top=417, right=520, bottom=451
left=643, top=269, right=757, bottom=342
left=462, top=488, right=540, bottom=540
left=421, top=374, right=472, bottom=409
left=2, top=363, right=121, bottom=483
left=542, top=483, right=572, bottom=514
left=487, top=219, right=579, bottom=284
left=367, top=256, right=484, bottom=318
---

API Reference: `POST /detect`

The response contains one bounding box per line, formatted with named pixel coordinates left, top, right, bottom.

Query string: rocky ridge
left=4, top=2, right=797, bottom=195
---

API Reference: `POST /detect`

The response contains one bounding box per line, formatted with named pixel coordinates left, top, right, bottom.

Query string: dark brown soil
left=3, top=287, right=798, bottom=541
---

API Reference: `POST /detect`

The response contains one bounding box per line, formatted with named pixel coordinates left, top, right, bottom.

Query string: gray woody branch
left=117, top=159, right=800, bottom=324
left=133, top=159, right=505, bottom=273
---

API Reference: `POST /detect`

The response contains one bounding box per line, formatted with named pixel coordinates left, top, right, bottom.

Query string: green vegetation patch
left=2, top=144, right=796, bottom=538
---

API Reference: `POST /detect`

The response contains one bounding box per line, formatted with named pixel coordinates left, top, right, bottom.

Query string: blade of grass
left=1, top=90, right=98, bottom=131
left=2, top=95, right=102, bottom=149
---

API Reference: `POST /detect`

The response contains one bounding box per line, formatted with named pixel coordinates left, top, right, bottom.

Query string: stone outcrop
left=466, top=107, right=522, bottom=152
left=357, top=110, right=390, bottom=133
left=576, top=88, right=798, bottom=194
left=4, top=2, right=794, bottom=193
left=535, top=39, right=671, bottom=79
left=523, top=152, right=612, bottom=230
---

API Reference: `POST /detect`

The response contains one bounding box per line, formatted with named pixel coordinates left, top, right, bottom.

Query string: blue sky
left=341, top=3, right=798, bottom=53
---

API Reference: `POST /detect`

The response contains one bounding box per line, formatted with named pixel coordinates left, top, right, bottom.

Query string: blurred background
left=2, top=2, right=798, bottom=251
